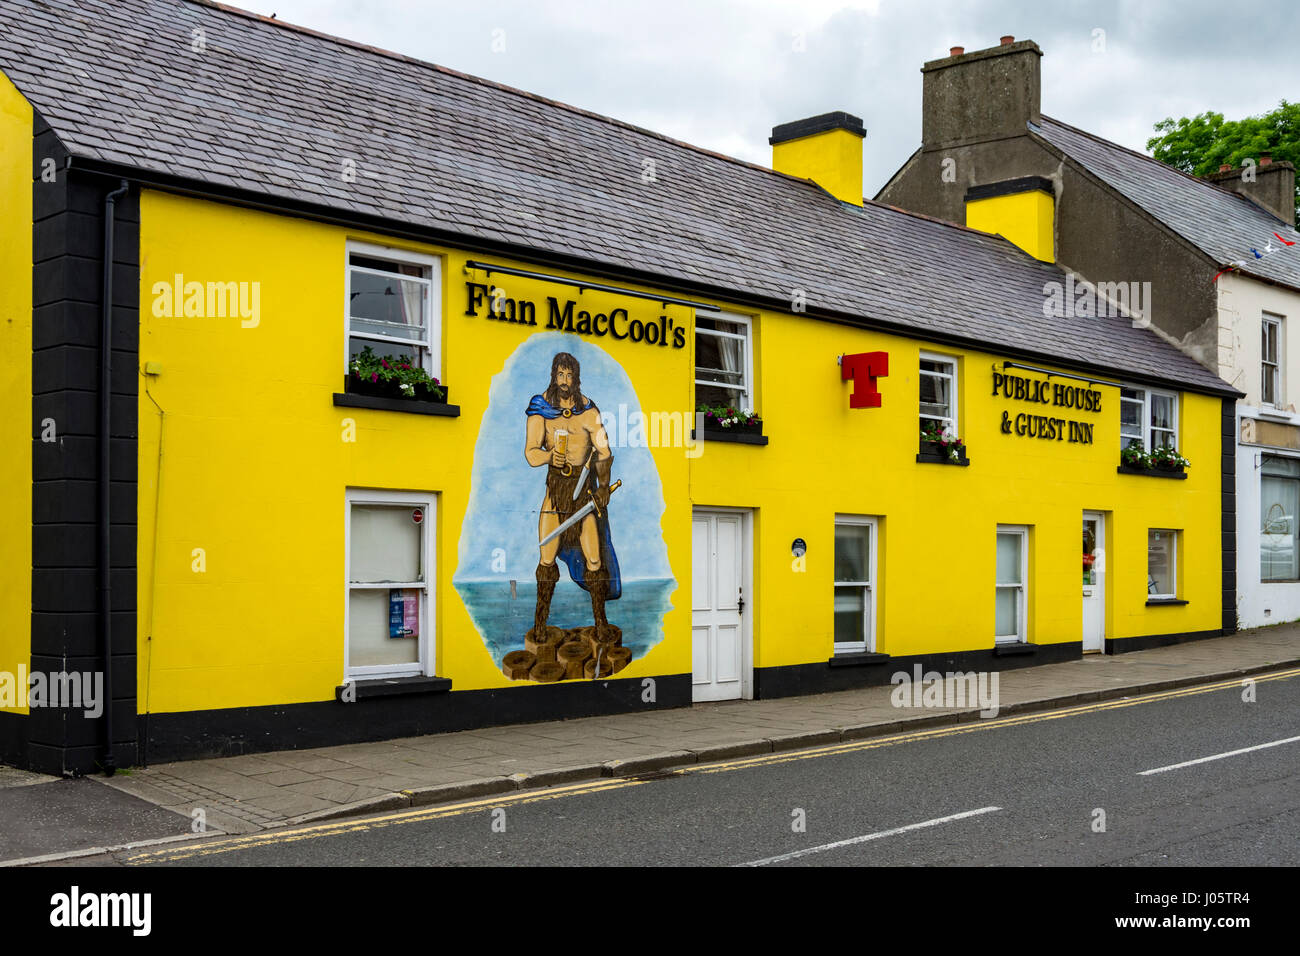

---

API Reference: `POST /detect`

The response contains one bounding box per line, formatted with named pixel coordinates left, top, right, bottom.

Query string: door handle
left=737, top=589, right=744, bottom=614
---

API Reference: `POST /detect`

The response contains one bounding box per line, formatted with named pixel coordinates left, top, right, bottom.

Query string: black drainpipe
left=100, top=179, right=129, bottom=776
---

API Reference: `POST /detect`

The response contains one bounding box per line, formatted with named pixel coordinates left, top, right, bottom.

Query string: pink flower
left=370, top=372, right=378, bottom=383
left=381, top=359, right=390, bottom=370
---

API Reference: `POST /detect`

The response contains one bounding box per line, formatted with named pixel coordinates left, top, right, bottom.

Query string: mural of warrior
left=524, top=352, right=621, bottom=640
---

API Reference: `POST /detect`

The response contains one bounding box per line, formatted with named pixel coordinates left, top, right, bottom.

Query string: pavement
left=3, top=624, right=1299, bottom=864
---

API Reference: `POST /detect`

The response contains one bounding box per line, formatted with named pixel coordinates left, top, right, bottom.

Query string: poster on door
left=454, top=333, right=675, bottom=683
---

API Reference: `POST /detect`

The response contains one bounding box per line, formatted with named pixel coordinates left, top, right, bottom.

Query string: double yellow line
left=125, top=667, right=1299, bottom=864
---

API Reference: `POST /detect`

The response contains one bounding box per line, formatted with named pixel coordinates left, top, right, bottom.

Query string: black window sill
left=333, top=392, right=460, bottom=417
left=828, top=651, right=891, bottom=668
left=1117, top=464, right=1186, bottom=479
left=1146, top=598, right=1189, bottom=607
left=691, top=428, right=769, bottom=446
left=993, top=642, right=1035, bottom=657
left=336, top=676, right=453, bottom=700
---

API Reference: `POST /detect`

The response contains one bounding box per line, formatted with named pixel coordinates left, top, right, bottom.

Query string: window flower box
left=696, top=404, right=767, bottom=444
left=346, top=374, right=448, bottom=404
left=918, top=421, right=968, bottom=465
left=347, top=344, right=448, bottom=403
left=917, top=440, right=969, bottom=465
left=1117, top=440, right=1188, bottom=478
left=335, top=346, right=459, bottom=418
left=1117, top=461, right=1186, bottom=479
left=702, top=419, right=764, bottom=438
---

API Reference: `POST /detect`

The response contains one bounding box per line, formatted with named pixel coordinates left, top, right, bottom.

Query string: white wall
left=1217, top=272, right=1298, bottom=409
left=1220, top=274, right=1300, bottom=628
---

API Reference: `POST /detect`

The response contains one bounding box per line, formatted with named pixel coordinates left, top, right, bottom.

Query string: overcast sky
left=259, top=0, right=1298, bottom=195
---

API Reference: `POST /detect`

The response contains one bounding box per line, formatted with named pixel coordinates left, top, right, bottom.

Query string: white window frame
left=1147, top=528, right=1178, bottom=600
left=919, top=351, right=959, bottom=437
left=344, top=240, right=442, bottom=379
left=1262, top=313, right=1283, bottom=408
left=1120, top=385, right=1179, bottom=451
left=833, top=515, right=878, bottom=655
left=344, top=488, right=436, bottom=681
left=995, top=524, right=1028, bottom=645
left=694, top=310, right=754, bottom=412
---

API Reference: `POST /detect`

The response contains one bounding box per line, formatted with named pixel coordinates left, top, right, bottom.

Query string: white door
left=1082, top=512, right=1105, bottom=652
left=692, top=511, right=747, bottom=702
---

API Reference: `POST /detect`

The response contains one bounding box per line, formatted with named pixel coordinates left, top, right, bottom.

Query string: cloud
left=260, top=0, right=1300, bottom=194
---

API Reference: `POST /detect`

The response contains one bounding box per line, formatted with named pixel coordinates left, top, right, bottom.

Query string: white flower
left=400, top=382, right=414, bottom=396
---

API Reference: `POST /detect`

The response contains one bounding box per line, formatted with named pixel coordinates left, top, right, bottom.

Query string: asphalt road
left=106, top=670, right=1300, bottom=868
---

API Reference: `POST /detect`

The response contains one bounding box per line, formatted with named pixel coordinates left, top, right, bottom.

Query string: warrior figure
left=524, top=352, right=620, bottom=635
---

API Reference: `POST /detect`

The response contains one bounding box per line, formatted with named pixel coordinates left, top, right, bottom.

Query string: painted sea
left=457, top=577, right=676, bottom=664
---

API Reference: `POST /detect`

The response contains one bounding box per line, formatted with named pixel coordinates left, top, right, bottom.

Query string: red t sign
left=841, top=351, right=888, bottom=408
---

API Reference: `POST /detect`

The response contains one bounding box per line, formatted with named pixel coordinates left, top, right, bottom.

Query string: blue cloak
left=527, top=394, right=621, bottom=599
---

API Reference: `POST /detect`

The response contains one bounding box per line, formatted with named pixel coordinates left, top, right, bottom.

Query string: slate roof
left=0, top=0, right=1235, bottom=394
left=1035, top=116, right=1300, bottom=291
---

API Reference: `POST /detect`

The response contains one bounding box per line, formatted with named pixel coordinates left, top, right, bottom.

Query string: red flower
left=381, top=359, right=390, bottom=370
left=370, top=372, right=378, bottom=383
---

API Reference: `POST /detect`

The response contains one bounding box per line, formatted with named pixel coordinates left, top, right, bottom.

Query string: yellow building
left=0, top=1, right=1237, bottom=773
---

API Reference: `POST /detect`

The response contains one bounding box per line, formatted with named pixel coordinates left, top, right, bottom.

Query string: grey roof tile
left=0, top=0, right=1234, bottom=394
left=1036, top=116, right=1300, bottom=290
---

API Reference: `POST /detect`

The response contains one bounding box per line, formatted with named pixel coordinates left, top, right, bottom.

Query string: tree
left=1147, top=101, right=1300, bottom=226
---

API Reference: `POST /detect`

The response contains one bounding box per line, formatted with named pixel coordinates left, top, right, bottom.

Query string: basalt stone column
left=30, top=113, right=139, bottom=775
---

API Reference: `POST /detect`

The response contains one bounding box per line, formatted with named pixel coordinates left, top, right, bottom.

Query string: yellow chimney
left=770, top=112, right=866, bottom=206
left=964, top=176, right=1056, bottom=262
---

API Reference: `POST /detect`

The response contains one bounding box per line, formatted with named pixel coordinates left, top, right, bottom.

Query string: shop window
left=1262, top=313, right=1283, bottom=407
left=1262, top=455, right=1300, bottom=582
left=1120, top=386, right=1178, bottom=451
left=346, top=241, right=441, bottom=377
left=346, top=490, right=435, bottom=679
left=695, top=312, right=753, bottom=411
left=919, top=353, right=958, bottom=437
left=1147, top=529, right=1178, bottom=599
left=995, top=525, right=1027, bottom=644
left=833, top=517, right=877, bottom=654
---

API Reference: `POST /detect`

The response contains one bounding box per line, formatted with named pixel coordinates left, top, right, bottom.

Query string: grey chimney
left=1205, top=159, right=1297, bottom=225
left=921, top=39, right=1042, bottom=151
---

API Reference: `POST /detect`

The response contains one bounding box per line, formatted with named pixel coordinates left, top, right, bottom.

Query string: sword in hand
left=539, top=480, right=621, bottom=548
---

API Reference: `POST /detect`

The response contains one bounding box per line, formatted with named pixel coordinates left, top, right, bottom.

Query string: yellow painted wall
left=138, top=188, right=1223, bottom=715
left=772, top=128, right=864, bottom=205
left=136, top=190, right=696, bottom=712
left=692, top=320, right=1222, bottom=668
left=966, top=189, right=1055, bottom=263
left=0, top=71, right=32, bottom=714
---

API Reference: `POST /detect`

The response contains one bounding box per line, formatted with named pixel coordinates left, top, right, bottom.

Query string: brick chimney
left=920, top=38, right=1042, bottom=150
left=770, top=111, right=867, bottom=205
left=1205, top=158, right=1297, bottom=224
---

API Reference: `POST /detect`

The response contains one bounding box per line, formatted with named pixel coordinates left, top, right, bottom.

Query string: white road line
left=737, top=806, right=1002, bottom=867
left=1138, top=734, right=1300, bottom=776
